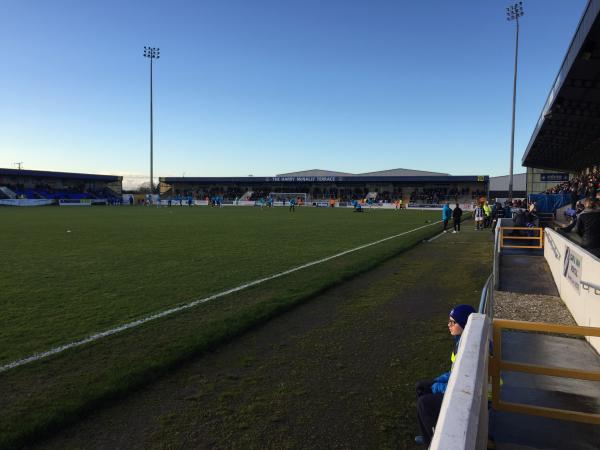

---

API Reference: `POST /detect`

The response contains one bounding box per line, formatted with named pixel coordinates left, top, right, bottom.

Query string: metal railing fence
left=544, top=228, right=561, bottom=259
left=491, top=319, right=600, bottom=425
left=500, top=227, right=544, bottom=249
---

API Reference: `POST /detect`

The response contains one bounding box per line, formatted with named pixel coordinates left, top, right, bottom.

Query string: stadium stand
left=0, top=186, right=16, bottom=199
left=544, top=169, right=600, bottom=197
left=159, top=168, right=489, bottom=207
left=0, top=168, right=122, bottom=205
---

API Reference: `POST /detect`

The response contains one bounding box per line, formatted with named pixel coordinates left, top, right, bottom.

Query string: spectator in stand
left=559, top=201, right=584, bottom=233
left=414, top=304, right=476, bottom=447
left=452, top=203, right=462, bottom=233
left=571, top=187, right=579, bottom=209
left=588, top=180, right=598, bottom=199
left=442, top=203, right=452, bottom=232
left=575, top=198, right=600, bottom=256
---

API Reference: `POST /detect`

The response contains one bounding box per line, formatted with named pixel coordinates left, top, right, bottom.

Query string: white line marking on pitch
left=427, top=231, right=446, bottom=242
left=0, top=220, right=441, bottom=374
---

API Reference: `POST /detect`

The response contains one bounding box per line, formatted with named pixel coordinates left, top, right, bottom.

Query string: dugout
left=159, top=168, right=488, bottom=205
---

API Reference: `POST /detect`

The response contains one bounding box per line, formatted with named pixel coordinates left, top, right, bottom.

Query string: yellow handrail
left=499, top=227, right=544, bottom=249
left=490, top=319, right=600, bottom=424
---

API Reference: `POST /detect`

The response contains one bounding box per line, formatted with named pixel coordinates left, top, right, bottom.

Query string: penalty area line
left=0, top=219, right=441, bottom=374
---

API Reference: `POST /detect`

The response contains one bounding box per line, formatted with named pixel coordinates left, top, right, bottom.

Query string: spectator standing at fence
left=490, top=200, right=501, bottom=232
left=503, top=201, right=512, bottom=222
left=494, top=200, right=502, bottom=217
left=575, top=198, right=600, bottom=255
left=442, top=203, right=452, bottom=232
left=414, top=304, right=476, bottom=447
left=526, top=202, right=539, bottom=227
left=452, top=203, right=462, bottom=233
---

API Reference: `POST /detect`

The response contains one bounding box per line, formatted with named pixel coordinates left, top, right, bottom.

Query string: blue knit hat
left=449, top=304, right=476, bottom=329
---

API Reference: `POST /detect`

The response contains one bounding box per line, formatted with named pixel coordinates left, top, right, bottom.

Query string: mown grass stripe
left=0, top=219, right=440, bottom=374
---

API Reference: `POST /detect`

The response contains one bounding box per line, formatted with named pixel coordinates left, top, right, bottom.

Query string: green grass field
left=0, top=206, right=448, bottom=447
left=1, top=206, right=440, bottom=365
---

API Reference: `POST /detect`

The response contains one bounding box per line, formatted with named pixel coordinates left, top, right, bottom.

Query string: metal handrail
left=478, top=274, right=494, bottom=318
left=480, top=225, right=501, bottom=318
left=581, top=280, right=600, bottom=295
left=545, top=229, right=561, bottom=260
left=491, top=319, right=600, bottom=425
left=500, top=227, right=544, bottom=249
left=493, top=224, right=500, bottom=288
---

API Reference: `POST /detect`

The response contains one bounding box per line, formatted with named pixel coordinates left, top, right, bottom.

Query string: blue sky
left=0, top=0, right=588, bottom=188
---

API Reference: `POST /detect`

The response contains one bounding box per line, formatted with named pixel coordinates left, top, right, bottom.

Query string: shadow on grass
left=0, top=224, right=444, bottom=449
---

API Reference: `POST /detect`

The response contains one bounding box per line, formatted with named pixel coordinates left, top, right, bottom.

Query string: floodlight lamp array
left=143, top=46, right=160, bottom=59
left=506, top=2, right=524, bottom=21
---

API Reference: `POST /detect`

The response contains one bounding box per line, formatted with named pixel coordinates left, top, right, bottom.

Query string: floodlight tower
left=143, top=46, right=160, bottom=192
left=506, top=2, right=524, bottom=201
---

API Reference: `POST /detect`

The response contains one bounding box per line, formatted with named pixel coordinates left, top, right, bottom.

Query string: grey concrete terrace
left=493, top=247, right=600, bottom=450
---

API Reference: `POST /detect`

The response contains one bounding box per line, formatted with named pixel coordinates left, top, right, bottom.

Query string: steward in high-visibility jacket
left=414, top=304, right=476, bottom=447
left=483, top=202, right=492, bottom=217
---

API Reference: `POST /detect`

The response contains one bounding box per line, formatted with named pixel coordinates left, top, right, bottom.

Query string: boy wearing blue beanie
left=414, top=304, right=476, bottom=447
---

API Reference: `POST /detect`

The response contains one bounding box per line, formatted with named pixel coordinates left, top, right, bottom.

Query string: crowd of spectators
left=540, top=170, right=600, bottom=255
left=559, top=197, right=600, bottom=256
left=162, top=185, right=488, bottom=205
left=545, top=170, right=600, bottom=201
left=408, top=187, right=485, bottom=204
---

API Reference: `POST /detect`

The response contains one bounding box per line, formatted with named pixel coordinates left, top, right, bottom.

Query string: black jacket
left=452, top=207, right=462, bottom=219
left=575, top=210, right=600, bottom=249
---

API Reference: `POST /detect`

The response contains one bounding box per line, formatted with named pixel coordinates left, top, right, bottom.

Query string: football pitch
left=1, top=206, right=441, bottom=367
left=0, top=205, right=448, bottom=447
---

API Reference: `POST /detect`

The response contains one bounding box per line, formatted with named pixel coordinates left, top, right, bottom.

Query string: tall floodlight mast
left=506, top=2, right=524, bottom=201
left=143, top=46, right=160, bottom=192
